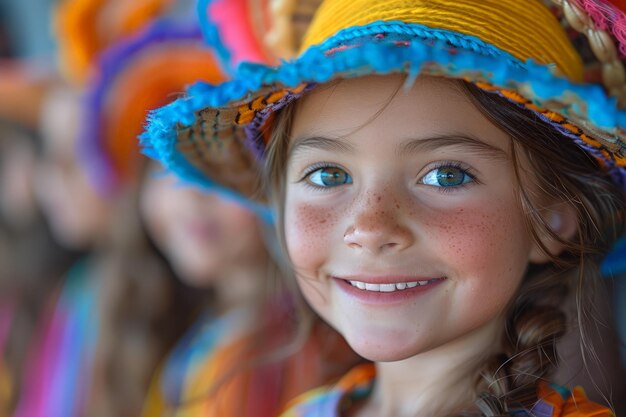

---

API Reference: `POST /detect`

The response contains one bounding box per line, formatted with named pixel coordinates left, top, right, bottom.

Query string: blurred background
left=0, top=0, right=56, bottom=60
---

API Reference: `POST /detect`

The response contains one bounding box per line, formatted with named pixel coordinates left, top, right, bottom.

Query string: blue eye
left=421, top=166, right=473, bottom=187
left=307, top=167, right=353, bottom=187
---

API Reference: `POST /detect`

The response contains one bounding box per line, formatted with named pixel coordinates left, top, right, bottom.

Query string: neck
left=361, top=317, right=503, bottom=417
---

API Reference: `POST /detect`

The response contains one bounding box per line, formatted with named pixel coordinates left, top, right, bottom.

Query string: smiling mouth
left=346, top=278, right=444, bottom=293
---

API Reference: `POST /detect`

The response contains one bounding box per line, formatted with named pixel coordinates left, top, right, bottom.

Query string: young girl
left=141, top=0, right=626, bottom=415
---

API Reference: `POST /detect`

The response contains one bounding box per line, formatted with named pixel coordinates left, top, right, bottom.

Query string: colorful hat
left=141, top=0, right=626, bottom=212
left=79, top=19, right=228, bottom=199
left=54, top=0, right=175, bottom=84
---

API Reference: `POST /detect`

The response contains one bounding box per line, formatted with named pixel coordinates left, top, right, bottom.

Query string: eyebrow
left=289, top=136, right=356, bottom=159
left=288, top=134, right=509, bottom=160
left=398, top=135, right=509, bottom=160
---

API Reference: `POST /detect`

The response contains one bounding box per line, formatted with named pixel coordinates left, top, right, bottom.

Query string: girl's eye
left=420, top=165, right=473, bottom=188
left=306, top=167, right=353, bottom=188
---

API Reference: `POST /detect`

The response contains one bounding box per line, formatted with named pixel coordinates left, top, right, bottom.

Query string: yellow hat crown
left=301, top=0, right=584, bottom=82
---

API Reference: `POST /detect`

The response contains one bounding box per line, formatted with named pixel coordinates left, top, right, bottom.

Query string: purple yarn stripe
left=243, top=84, right=316, bottom=159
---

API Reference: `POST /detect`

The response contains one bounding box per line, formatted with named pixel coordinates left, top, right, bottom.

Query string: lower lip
left=334, top=277, right=445, bottom=305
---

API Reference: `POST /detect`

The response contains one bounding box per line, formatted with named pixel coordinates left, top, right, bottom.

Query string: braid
left=477, top=267, right=568, bottom=414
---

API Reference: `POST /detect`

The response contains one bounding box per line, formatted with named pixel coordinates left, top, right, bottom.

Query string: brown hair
left=262, top=77, right=626, bottom=415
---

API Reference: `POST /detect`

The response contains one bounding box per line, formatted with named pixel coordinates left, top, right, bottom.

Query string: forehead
left=291, top=75, right=511, bottom=153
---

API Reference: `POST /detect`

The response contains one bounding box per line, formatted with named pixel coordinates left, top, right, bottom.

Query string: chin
left=346, top=339, right=424, bottom=363
left=340, top=325, right=433, bottom=362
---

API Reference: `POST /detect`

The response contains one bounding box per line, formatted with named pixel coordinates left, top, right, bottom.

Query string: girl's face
left=140, top=167, right=266, bottom=287
left=283, top=75, right=541, bottom=362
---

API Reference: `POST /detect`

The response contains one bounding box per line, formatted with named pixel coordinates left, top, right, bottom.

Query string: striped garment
left=141, top=308, right=249, bottom=417
left=13, top=260, right=99, bottom=417
left=280, top=363, right=615, bottom=417
left=142, top=312, right=358, bottom=417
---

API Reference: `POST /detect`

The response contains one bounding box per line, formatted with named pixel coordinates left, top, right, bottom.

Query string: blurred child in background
left=140, top=161, right=360, bottom=417
left=12, top=77, right=202, bottom=417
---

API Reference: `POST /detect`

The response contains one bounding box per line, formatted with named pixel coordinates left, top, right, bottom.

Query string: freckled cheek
left=283, top=198, right=341, bottom=274
left=419, top=200, right=530, bottom=286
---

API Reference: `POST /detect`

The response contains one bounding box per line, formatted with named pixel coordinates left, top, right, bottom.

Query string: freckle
left=320, top=219, right=327, bottom=224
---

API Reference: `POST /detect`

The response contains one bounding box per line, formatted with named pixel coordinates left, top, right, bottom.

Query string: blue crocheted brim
left=141, top=20, right=626, bottom=205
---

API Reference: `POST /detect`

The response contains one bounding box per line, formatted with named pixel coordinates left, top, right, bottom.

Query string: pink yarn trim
left=574, top=0, right=626, bottom=57
left=208, top=0, right=268, bottom=65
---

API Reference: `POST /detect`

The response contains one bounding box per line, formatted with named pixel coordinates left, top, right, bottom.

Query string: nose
left=343, top=195, right=414, bottom=254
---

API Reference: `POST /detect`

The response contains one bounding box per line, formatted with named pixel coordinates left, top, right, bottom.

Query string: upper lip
left=332, top=274, right=445, bottom=284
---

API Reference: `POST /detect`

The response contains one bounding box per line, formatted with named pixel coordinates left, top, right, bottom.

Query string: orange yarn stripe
left=236, top=85, right=307, bottom=125
left=301, top=0, right=584, bottom=82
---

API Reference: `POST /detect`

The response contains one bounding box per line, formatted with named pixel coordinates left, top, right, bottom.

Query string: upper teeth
left=349, top=280, right=434, bottom=292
